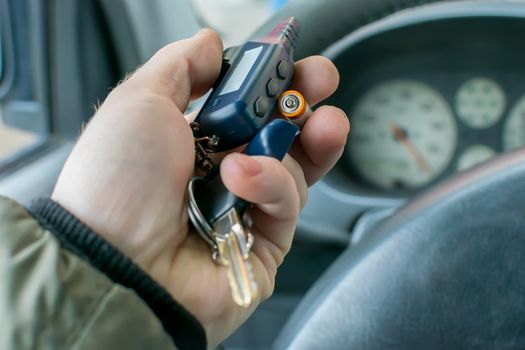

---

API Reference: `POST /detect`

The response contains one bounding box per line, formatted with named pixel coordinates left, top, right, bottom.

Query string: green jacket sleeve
left=0, top=196, right=175, bottom=350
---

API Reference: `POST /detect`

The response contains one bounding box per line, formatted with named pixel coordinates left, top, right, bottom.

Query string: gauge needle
left=388, top=122, right=432, bottom=174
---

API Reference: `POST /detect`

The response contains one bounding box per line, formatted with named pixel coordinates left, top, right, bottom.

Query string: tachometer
left=349, top=80, right=457, bottom=191
left=455, top=78, right=506, bottom=129
left=503, top=95, right=525, bottom=151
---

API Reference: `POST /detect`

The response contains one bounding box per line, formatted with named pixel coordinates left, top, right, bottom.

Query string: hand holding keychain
left=187, top=17, right=312, bottom=307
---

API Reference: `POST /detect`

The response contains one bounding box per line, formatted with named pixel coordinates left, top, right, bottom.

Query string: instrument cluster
left=345, top=76, right=525, bottom=193
left=323, top=12, right=525, bottom=197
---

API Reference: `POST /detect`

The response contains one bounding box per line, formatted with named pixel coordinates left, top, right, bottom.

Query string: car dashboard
left=296, top=1, right=525, bottom=246
left=334, top=17, right=525, bottom=196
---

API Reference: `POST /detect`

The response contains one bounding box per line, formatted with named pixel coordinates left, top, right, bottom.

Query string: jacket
left=0, top=195, right=205, bottom=350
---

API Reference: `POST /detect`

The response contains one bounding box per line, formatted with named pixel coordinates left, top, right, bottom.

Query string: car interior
left=2, top=0, right=525, bottom=349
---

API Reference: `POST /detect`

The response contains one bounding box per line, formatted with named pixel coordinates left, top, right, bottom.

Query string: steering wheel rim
left=251, top=0, right=450, bottom=59
left=276, top=147, right=525, bottom=349
left=251, top=0, right=525, bottom=349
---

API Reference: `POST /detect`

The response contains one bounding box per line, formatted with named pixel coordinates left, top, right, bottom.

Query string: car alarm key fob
left=192, top=17, right=300, bottom=153
left=187, top=16, right=305, bottom=308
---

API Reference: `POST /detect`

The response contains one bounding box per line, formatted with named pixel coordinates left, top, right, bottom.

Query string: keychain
left=187, top=17, right=310, bottom=307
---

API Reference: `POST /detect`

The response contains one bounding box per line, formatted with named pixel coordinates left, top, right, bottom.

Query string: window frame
left=0, top=0, right=15, bottom=98
left=0, top=0, right=53, bottom=175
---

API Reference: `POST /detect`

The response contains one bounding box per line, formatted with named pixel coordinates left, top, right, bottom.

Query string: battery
left=278, top=90, right=311, bottom=126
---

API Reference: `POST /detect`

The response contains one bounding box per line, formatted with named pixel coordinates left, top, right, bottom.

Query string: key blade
left=218, top=231, right=257, bottom=308
left=214, top=208, right=257, bottom=308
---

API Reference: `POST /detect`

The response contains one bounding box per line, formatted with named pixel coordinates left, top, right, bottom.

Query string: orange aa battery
left=278, top=90, right=312, bottom=127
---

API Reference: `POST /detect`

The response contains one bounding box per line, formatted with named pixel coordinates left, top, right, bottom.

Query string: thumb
left=116, top=29, right=223, bottom=112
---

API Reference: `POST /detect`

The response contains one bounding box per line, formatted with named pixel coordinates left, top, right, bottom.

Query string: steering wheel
left=252, top=0, right=525, bottom=348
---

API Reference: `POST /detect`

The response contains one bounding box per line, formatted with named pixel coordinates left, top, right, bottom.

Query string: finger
left=282, top=155, right=308, bottom=210
left=290, top=56, right=339, bottom=106
left=115, top=29, right=223, bottom=112
left=221, top=153, right=300, bottom=221
left=289, top=105, right=350, bottom=185
left=220, top=153, right=301, bottom=296
left=220, top=153, right=300, bottom=253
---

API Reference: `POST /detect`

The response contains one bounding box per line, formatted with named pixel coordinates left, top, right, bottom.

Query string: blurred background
left=0, top=0, right=287, bottom=167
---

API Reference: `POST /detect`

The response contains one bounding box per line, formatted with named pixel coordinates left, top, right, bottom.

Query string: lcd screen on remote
left=219, top=46, right=263, bottom=96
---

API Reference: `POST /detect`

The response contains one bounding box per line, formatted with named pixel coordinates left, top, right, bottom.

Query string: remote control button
left=266, top=79, right=280, bottom=97
left=277, top=60, right=292, bottom=80
left=254, top=97, right=270, bottom=117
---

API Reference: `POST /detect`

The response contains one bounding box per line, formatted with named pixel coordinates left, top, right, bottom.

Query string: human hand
left=51, top=29, right=349, bottom=346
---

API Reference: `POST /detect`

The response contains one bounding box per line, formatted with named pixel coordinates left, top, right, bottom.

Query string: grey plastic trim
left=0, top=0, right=15, bottom=98
left=28, top=0, right=50, bottom=133
left=0, top=31, right=2, bottom=82
left=0, top=142, right=72, bottom=205
left=0, top=0, right=50, bottom=134
left=50, top=0, right=84, bottom=138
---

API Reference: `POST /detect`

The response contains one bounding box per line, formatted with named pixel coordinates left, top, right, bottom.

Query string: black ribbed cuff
left=29, top=198, right=207, bottom=350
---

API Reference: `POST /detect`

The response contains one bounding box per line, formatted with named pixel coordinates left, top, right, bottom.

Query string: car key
left=188, top=119, right=300, bottom=307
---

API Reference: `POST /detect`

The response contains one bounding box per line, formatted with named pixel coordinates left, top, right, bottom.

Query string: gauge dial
left=457, top=145, right=496, bottom=171
left=503, top=95, right=525, bottom=151
left=349, top=80, right=457, bottom=191
left=455, top=78, right=506, bottom=129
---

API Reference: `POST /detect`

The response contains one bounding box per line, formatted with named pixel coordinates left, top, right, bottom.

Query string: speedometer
left=349, top=80, right=457, bottom=191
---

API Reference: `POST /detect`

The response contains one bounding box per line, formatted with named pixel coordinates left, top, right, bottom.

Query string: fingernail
left=233, top=153, right=262, bottom=176
left=338, top=107, right=350, bottom=136
left=340, top=108, right=348, bottom=120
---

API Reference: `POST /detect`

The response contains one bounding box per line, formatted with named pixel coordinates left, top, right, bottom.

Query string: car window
left=0, top=1, right=45, bottom=169
left=0, top=35, right=3, bottom=82
left=0, top=32, right=37, bottom=162
left=192, top=0, right=285, bottom=46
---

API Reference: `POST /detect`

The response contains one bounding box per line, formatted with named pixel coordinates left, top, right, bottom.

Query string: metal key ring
left=187, top=177, right=218, bottom=250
